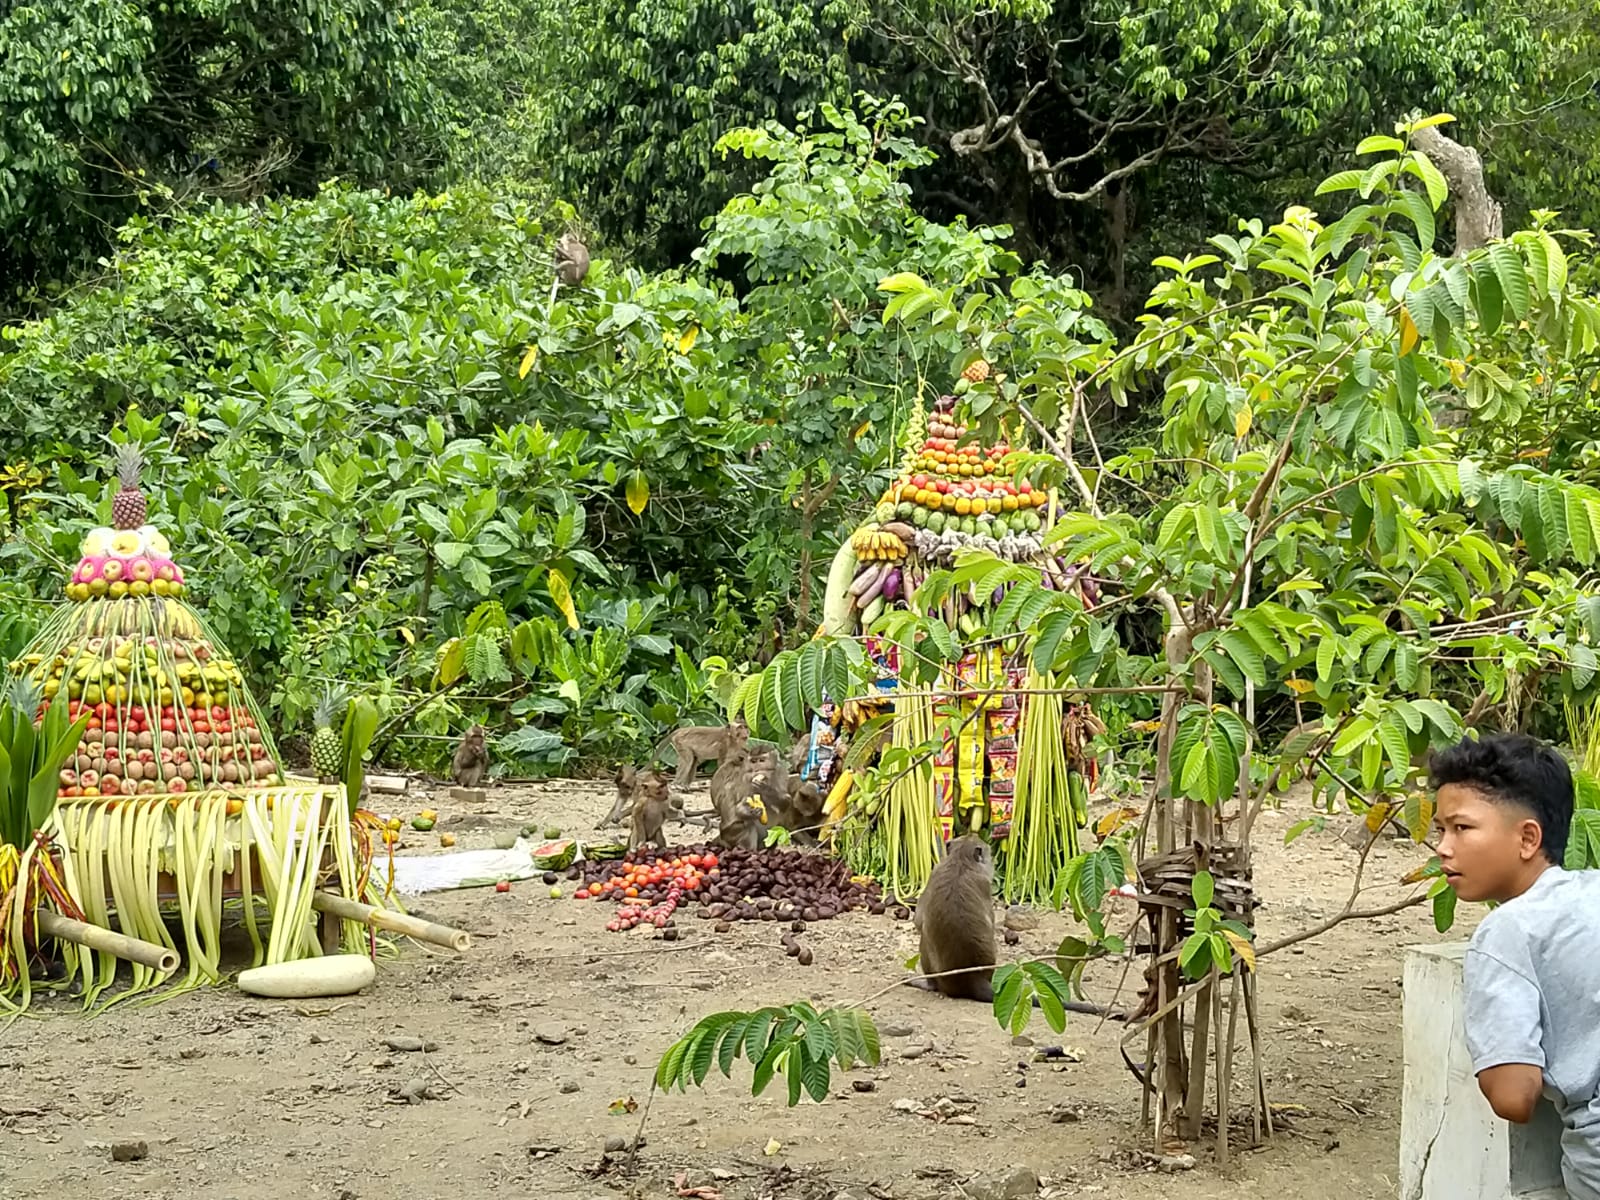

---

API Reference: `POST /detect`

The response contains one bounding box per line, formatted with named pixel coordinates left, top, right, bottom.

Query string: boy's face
left=1434, top=783, right=1547, bottom=903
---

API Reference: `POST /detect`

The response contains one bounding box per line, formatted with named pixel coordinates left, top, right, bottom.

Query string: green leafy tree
left=718, top=115, right=1600, bottom=1136
left=0, top=0, right=435, bottom=289
left=518, top=0, right=857, bottom=264
left=872, top=0, right=1542, bottom=300
left=1484, top=0, right=1600, bottom=237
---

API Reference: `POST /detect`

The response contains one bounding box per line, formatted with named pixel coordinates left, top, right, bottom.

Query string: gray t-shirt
left=1465, top=866, right=1600, bottom=1200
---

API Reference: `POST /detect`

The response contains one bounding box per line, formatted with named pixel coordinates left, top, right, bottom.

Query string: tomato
left=575, top=888, right=590, bottom=899
left=193, top=721, right=211, bottom=734
left=495, top=880, right=512, bottom=893
left=624, top=886, right=639, bottom=898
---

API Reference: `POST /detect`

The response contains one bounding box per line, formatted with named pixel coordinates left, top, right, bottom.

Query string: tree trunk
left=1411, top=125, right=1502, bottom=253
left=1103, top=176, right=1129, bottom=311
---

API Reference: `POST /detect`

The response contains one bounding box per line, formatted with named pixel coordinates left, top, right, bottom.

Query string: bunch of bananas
left=820, top=769, right=854, bottom=839
left=836, top=696, right=889, bottom=732
left=850, top=525, right=908, bottom=563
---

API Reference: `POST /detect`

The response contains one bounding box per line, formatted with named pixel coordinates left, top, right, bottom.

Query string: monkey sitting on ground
left=451, top=725, right=489, bottom=789
left=705, top=738, right=752, bottom=821
left=657, top=718, right=749, bottom=787
left=628, top=770, right=674, bottom=849
left=711, top=745, right=787, bottom=825
left=905, top=834, right=1125, bottom=1018
left=603, top=764, right=638, bottom=826
left=777, top=776, right=824, bottom=843
left=718, top=795, right=768, bottom=851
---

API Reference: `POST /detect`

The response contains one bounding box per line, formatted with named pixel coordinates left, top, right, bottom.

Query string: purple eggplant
left=881, top=568, right=903, bottom=602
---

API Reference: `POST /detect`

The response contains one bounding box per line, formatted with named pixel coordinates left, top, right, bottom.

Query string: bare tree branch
left=1411, top=124, right=1503, bottom=252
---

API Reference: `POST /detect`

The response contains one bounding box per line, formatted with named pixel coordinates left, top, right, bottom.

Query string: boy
left=1432, top=731, right=1600, bottom=1200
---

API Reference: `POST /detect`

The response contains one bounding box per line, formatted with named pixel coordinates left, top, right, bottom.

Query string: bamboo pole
left=1213, top=965, right=1229, bottom=1166
left=310, top=891, right=471, bottom=952
left=36, top=910, right=179, bottom=974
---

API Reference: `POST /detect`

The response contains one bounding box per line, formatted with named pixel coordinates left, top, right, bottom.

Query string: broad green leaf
left=1432, top=885, right=1458, bottom=933
left=1377, top=711, right=1414, bottom=776
left=1315, top=169, right=1366, bottom=195
left=1179, top=933, right=1211, bottom=977
left=1316, top=635, right=1339, bottom=683
left=1569, top=492, right=1594, bottom=564
left=1472, top=263, right=1504, bottom=335
left=1397, top=191, right=1435, bottom=251
left=1180, top=738, right=1220, bottom=804
left=1394, top=642, right=1419, bottom=691
left=1538, top=232, right=1569, bottom=294
left=1356, top=134, right=1406, bottom=156
left=878, top=272, right=925, bottom=295
left=1489, top=243, right=1530, bottom=319
left=1573, top=644, right=1598, bottom=691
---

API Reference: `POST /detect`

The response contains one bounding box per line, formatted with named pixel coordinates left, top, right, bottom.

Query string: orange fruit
left=970, top=497, right=987, bottom=515
left=955, top=497, right=972, bottom=515
left=1002, top=495, right=1018, bottom=512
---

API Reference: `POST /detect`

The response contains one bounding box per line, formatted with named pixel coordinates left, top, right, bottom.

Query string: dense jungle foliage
left=2, top=0, right=1599, bottom=776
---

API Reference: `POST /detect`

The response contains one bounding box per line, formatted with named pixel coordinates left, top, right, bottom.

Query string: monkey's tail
left=1028, top=993, right=1129, bottom=1021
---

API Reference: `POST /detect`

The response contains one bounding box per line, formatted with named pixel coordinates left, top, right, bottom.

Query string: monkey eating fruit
left=717, top=795, right=767, bottom=851
left=451, top=725, right=489, bottom=790
left=906, top=834, right=1124, bottom=1018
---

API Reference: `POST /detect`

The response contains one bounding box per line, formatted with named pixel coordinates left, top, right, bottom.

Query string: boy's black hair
left=1429, top=732, right=1573, bottom=865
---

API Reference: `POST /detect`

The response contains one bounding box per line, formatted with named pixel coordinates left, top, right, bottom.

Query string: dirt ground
left=0, top=778, right=1466, bottom=1200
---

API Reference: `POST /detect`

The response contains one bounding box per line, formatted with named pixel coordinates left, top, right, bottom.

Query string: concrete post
left=1401, top=943, right=1568, bottom=1200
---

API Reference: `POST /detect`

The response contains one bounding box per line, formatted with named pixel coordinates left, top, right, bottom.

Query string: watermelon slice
left=531, top=839, right=578, bottom=870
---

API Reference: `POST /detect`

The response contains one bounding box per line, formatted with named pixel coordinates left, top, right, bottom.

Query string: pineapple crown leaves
left=312, top=686, right=350, bottom=729
left=113, top=443, right=145, bottom=488
left=4, top=676, right=41, bottom=715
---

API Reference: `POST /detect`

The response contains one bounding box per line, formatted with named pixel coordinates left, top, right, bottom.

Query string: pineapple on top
left=310, top=688, right=347, bottom=781
left=112, top=445, right=147, bottom=529
left=8, top=441, right=287, bottom=800
left=65, top=445, right=186, bottom=602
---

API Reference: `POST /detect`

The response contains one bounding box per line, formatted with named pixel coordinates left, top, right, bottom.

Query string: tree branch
left=1411, top=124, right=1503, bottom=253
